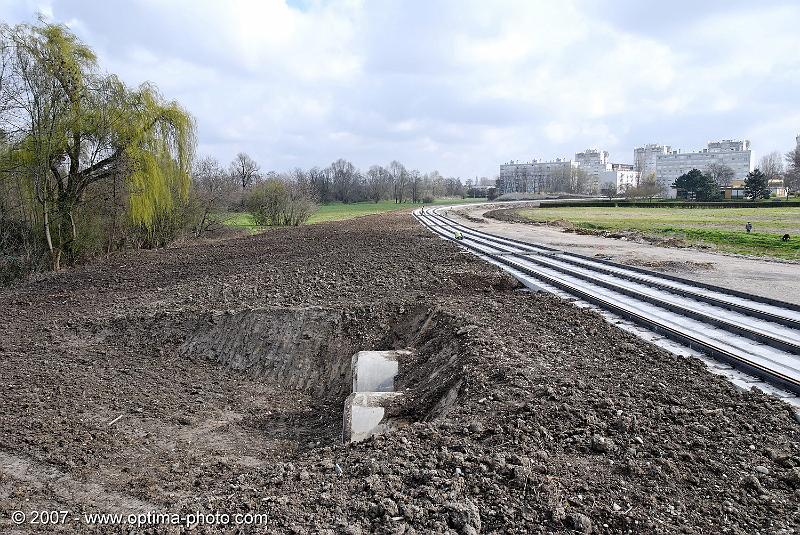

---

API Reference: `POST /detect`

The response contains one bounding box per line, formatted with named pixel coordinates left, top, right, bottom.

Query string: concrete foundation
left=343, top=392, right=403, bottom=443
left=351, top=350, right=408, bottom=392
left=343, top=349, right=408, bottom=443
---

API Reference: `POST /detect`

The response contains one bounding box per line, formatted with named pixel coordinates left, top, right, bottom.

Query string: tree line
left=501, top=165, right=595, bottom=195
left=0, top=18, right=471, bottom=282
left=191, top=153, right=469, bottom=236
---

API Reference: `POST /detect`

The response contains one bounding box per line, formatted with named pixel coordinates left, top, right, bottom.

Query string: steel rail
left=434, top=207, right=800, bottom=314
left=425, top=209, right=800, bottom=329
left=415, top=210, right=800, bottom=395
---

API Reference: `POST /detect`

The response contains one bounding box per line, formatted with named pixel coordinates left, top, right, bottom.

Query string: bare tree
left=623, top=174, right=655, bottom=200
left=389, top=160, right=407, bottom=203
left=410, top=169, right=421, bottom=203
left=759, top=151, right=784, bottom=182
left=191, top=156, right=238, bottom=237
left=600, top=181, right=617, bottom=199
left=307, top=166, right=331, bottom=203
left=705, top=162, right=735, bottom=187
left=785, top=145, right=800, bottom=194
left=329, top=158, right=359, bottom=203
left=634, top=172, right=666, bottom=201
left=229, top=152, right=260, bottom=190
left=365, top=165, right=390, bottom=202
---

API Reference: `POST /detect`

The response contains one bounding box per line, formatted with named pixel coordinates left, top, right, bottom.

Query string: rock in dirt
left=443, top=501, right=481, bottom=533
left=591, top=434, right=614, bottom=453
left=568, top=512, right=593, bottom=533
left=783, top=467, right=800, bottom=488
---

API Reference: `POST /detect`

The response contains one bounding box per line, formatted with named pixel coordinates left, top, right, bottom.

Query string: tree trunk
left=41, top=201, right=61, bottom=270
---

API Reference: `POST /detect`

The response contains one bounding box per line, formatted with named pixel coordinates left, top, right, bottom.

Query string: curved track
left=415, top=207, right=800, bottom=395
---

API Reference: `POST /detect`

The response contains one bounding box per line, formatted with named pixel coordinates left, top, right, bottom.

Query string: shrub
left=0, top=216, right=48, bottom=285
left=244, top=178, right=316, bottom=227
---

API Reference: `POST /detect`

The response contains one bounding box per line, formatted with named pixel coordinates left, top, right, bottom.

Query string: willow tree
left=0, top=19, right=194, bottom=269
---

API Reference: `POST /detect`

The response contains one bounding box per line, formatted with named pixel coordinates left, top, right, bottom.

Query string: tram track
left=415, top=207, right=800, bottom=395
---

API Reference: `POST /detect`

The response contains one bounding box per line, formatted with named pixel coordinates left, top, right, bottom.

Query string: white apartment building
left=634, top=144, right=671, bottom=178
left=658, top=140, right=753, bottom=195
left=574, top=149, right=609, bottom=177
left=575, top=149, right=638, bottom=193
left=634, top=140, right=753, bottom=198
left=498, top=158, right=578, bottom=194
left=601, top=164, right=638, bottom=192
left=499, top=149, right=636, bottom=194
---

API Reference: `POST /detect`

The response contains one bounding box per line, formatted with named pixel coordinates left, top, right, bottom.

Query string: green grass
left=514, top=206, right=800, bottom=260
left=307, top=198, right=487, bottom=224
left=306, top=200, right=405, bottom=224
left=217, top=212, right=261, bottom=234
left=223, top=197, right=488, bottom=228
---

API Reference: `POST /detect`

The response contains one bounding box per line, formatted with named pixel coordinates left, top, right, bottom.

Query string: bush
left=244, top=178, right=316, bottom=227
left=422, top=195, right=435, bottom=204
left=0, top=216, right=48, bottom=285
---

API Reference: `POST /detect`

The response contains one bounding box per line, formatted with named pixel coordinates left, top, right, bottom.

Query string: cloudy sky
left=2, top=0, right=799, bottom=178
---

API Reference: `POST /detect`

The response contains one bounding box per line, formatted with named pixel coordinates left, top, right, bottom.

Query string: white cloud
left=1, top=0, right=799, bottom=177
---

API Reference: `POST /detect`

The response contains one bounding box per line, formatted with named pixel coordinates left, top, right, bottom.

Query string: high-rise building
left=574, top=149, right=638, bottom=192
left=633, top=144, right=671, bottom=179
left=657, top=140, right=753, bottom=197
left=574, top=149, right=609, bottom=177
left=635, top=140, right=753, bottom=198
left=497, top=158, right=578, bottom=194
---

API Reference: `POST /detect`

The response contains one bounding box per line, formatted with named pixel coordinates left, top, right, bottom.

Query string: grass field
left=223, top=197, right=488, bottom=230
left=514, top=206, right=800, bottom=260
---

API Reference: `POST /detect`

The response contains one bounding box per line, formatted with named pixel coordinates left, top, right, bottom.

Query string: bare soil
left=1, top=212, right=799, bottom=534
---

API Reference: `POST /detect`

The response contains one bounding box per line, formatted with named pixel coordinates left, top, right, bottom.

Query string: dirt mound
left=1, top=212, right=798, bottom=534
left=621, top=258, right=716, bottom=273
left=484, top=207, right=531, bottom=223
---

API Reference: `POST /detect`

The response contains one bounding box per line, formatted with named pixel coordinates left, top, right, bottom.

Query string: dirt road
left=450, top=202, right=800, bottom=306
left=1, top=212, right=798, bottom=534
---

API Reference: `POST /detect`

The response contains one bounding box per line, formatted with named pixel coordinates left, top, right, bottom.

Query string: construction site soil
left=1, top=212, right=798, bottom=534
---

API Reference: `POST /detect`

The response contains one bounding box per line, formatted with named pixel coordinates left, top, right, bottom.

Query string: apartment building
left=497, top=158, right=578, bottom=194
left=634, top=140, right=753, bottom=198
left=633, top=144, right=671, bottom=178
left=603, top=163, right=638, bottom=192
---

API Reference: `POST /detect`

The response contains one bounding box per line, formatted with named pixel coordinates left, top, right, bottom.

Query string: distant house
left=721, top=179, right=746, bottom=200
left=768, top=178, right=788, bottom=198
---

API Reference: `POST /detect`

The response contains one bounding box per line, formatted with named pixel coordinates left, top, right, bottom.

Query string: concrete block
left=351, top=350, right=408, bottom=392
left=343, top=392, right=403, bottom=443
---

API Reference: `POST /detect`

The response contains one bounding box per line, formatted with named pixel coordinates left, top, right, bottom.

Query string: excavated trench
left=178, top=304, right=469, bottom=447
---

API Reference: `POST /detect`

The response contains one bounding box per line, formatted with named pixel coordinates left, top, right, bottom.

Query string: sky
left=2, top=0, right=799, bottom=178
